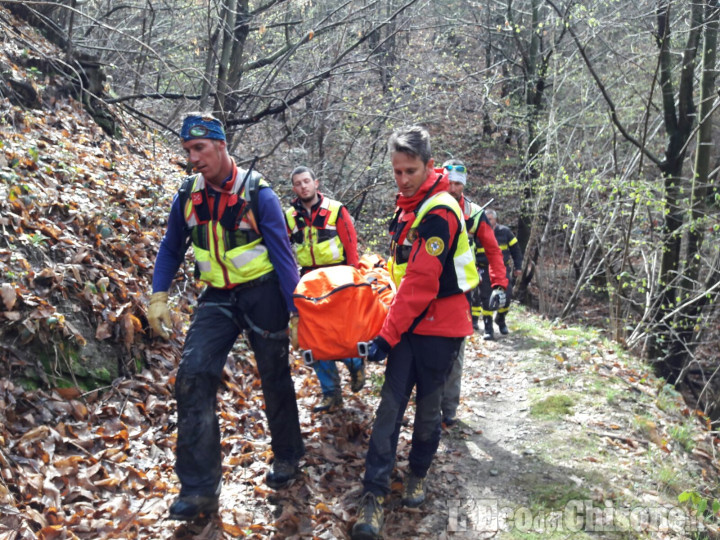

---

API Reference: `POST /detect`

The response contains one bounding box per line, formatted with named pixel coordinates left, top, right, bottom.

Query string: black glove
left=367, top=336, right=390, bottom=363
left=488, top=287, right=507, bottom=311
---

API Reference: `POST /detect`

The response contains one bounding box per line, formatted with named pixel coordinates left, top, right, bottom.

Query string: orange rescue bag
left=358, top=254, right=395, bottom=308
left=293, top=262, right=395, bottom=362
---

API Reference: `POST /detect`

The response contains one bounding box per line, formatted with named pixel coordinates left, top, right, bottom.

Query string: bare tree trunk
left=213, top=0, right=239, bottom=119
left=511, top=0, right=557, bottom=305
left=200, top=28, right=220, bottom=111
left=649, top=1, right=702, bottom=380
left=65, top=0, right=78, bottom=60
left=665, top=0, right=720, bottom=380
left=133, top=1, right=155, bottom=97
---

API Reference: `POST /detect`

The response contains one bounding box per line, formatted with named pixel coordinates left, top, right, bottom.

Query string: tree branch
left=544, top=0, right=663, bottom=168
left=106, top=92, right=205, bottom=104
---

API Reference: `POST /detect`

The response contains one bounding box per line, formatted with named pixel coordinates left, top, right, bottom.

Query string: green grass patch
left=669, top=422, right=696, bottom=453
left=369, top=372, right=384, bottom=396
left=530, top=394, right=575, bottom=418
left=605, top=387, right=622, bottom=405
left=656, top=464, right=681, bottom=492
left=528, top=482, right=591, bottom=511
left=656, top=383, right=683, bottom=414
left=631, top=415, right=657, bottom=440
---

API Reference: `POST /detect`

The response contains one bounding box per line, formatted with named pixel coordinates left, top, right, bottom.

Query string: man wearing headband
left=440, top=159, right=507, bottom=428
left=148, top=112, right=305, bottom=521
left=285, top=166, right=365, bottom=413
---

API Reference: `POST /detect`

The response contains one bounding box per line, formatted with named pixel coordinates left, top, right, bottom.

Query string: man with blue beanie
left=148, top=112, right=305, bottom=520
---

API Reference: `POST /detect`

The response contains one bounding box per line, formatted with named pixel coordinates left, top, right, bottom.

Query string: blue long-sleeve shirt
left=152, top=183, right=300, bottom=313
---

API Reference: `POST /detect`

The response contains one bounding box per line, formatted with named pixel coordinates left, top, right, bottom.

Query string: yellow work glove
left=289, top=313, right=299, bottom=350
left=148, top=291, right=171, bottom=339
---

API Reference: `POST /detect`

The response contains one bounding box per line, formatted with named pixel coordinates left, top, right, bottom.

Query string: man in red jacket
left=441, top=159, right=507, bottom=426
left=351, top=127, right=480, bottom=540
left=285, top=166, right=365, bottom=412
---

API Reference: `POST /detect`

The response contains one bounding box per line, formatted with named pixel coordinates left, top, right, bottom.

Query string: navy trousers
left=362, top=333, right=463, bottom=496
left=175, top=280, right=304, bottom=496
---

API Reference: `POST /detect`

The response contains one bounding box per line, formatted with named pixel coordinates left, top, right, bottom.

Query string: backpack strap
left=177, top=175, right=199, bottom=252
left=177, top=174, right=199, bottom=212
left=243, top=170, right=266, bottom=230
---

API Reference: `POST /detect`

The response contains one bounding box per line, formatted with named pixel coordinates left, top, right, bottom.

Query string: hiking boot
left=472, top=316, right=480, bottom=332
left=442, top=415, right=457, bottom=427
left=495, top=312, right=509, bottom=335
left=401, top=472, right=426, bottom=508
left=482, top=316, right=494, bottom=341
left=265, top=459, right=299, bottom=489
left=313, top=392, right=342, bottom=412
left=168, top=494, right=219, bottom=521
left=350, top=361, right=366, bottom=393
left=351, top=492, right=384, bottom=540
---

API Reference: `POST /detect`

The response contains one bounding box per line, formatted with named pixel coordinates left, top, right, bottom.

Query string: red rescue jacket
left=379, top=168, right=474, bottom=347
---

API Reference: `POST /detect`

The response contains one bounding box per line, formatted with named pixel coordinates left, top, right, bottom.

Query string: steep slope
left=1, top=6, right=185, bottom=389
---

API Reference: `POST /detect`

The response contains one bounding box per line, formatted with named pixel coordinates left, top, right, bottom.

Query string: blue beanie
left=181, top=115, right=226, bottom=142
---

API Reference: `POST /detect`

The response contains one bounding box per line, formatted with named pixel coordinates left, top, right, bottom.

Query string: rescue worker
left=285, top=166, right=365, bottom=412
left=485, top=209, right=523, bottom=335
left=352, top=126, right=488, bottom=540
left=440, top=159, right=507, bottom=426
left=147, top=113, right=304, bottom=521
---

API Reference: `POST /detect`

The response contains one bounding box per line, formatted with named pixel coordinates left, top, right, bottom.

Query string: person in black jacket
left=485, top=209, right=523, bottom=335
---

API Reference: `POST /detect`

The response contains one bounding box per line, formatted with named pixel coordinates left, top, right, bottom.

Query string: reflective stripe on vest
left=285, top=197, right=345, bottom=268
left=388, top=191, right=479, bottom=293
left=477, top=238, right=516, bottom=258
left=183, top=173, right=274, bottom=288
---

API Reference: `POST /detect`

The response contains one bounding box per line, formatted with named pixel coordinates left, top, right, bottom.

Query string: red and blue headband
left=181, top=115, right=226, bottom=142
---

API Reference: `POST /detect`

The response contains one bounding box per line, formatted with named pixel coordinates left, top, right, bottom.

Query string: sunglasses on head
left=444, top=164, right=467, bottom=173
left=188, top=125, right=210, bottom=137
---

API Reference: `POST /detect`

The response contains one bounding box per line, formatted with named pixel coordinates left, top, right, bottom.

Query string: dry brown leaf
left=0, top=283, right=16, bottom=310
left=221, top=521, right=248, bottom=536
left=55, top=387, right=81, bottom=400
left=37, top=525, right=64, bottom=539
left=95, top=321, right=112, bottom=340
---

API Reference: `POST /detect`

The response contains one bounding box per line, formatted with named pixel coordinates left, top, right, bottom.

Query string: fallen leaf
left=1, top=283, right=17, bottom=310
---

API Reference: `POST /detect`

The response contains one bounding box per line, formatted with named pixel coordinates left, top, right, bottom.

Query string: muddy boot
left=266, top=459, right=300, bottom=489
left=352, top=492, right=384, bottom=540
left=168, top=494, right=219, bottom=521
left=401, top=472, right=426, bottom=508
left=313, top=392, right=342, bottom=413
left=495, top=312, right=509, bottom=335
left=482, top=316, right=494, bottom=341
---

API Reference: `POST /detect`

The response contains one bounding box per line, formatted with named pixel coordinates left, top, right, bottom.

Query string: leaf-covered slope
left=0, top=90, right=183, bottom=383
left=0, top=4, right=187, bottom=387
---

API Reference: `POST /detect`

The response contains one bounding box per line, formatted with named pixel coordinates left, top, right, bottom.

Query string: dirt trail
left=175, top=316, right=712, bottom=540
left=416, top=330, right=542, bottom=539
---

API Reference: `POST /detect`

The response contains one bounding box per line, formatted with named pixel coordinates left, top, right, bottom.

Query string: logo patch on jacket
left=425, top=236, right=444, bottom=256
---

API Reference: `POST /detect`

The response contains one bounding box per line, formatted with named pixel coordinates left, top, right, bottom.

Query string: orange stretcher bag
left=358, top=254, right=395, bottom=308
left=293, top=261, right=395, bottom=363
